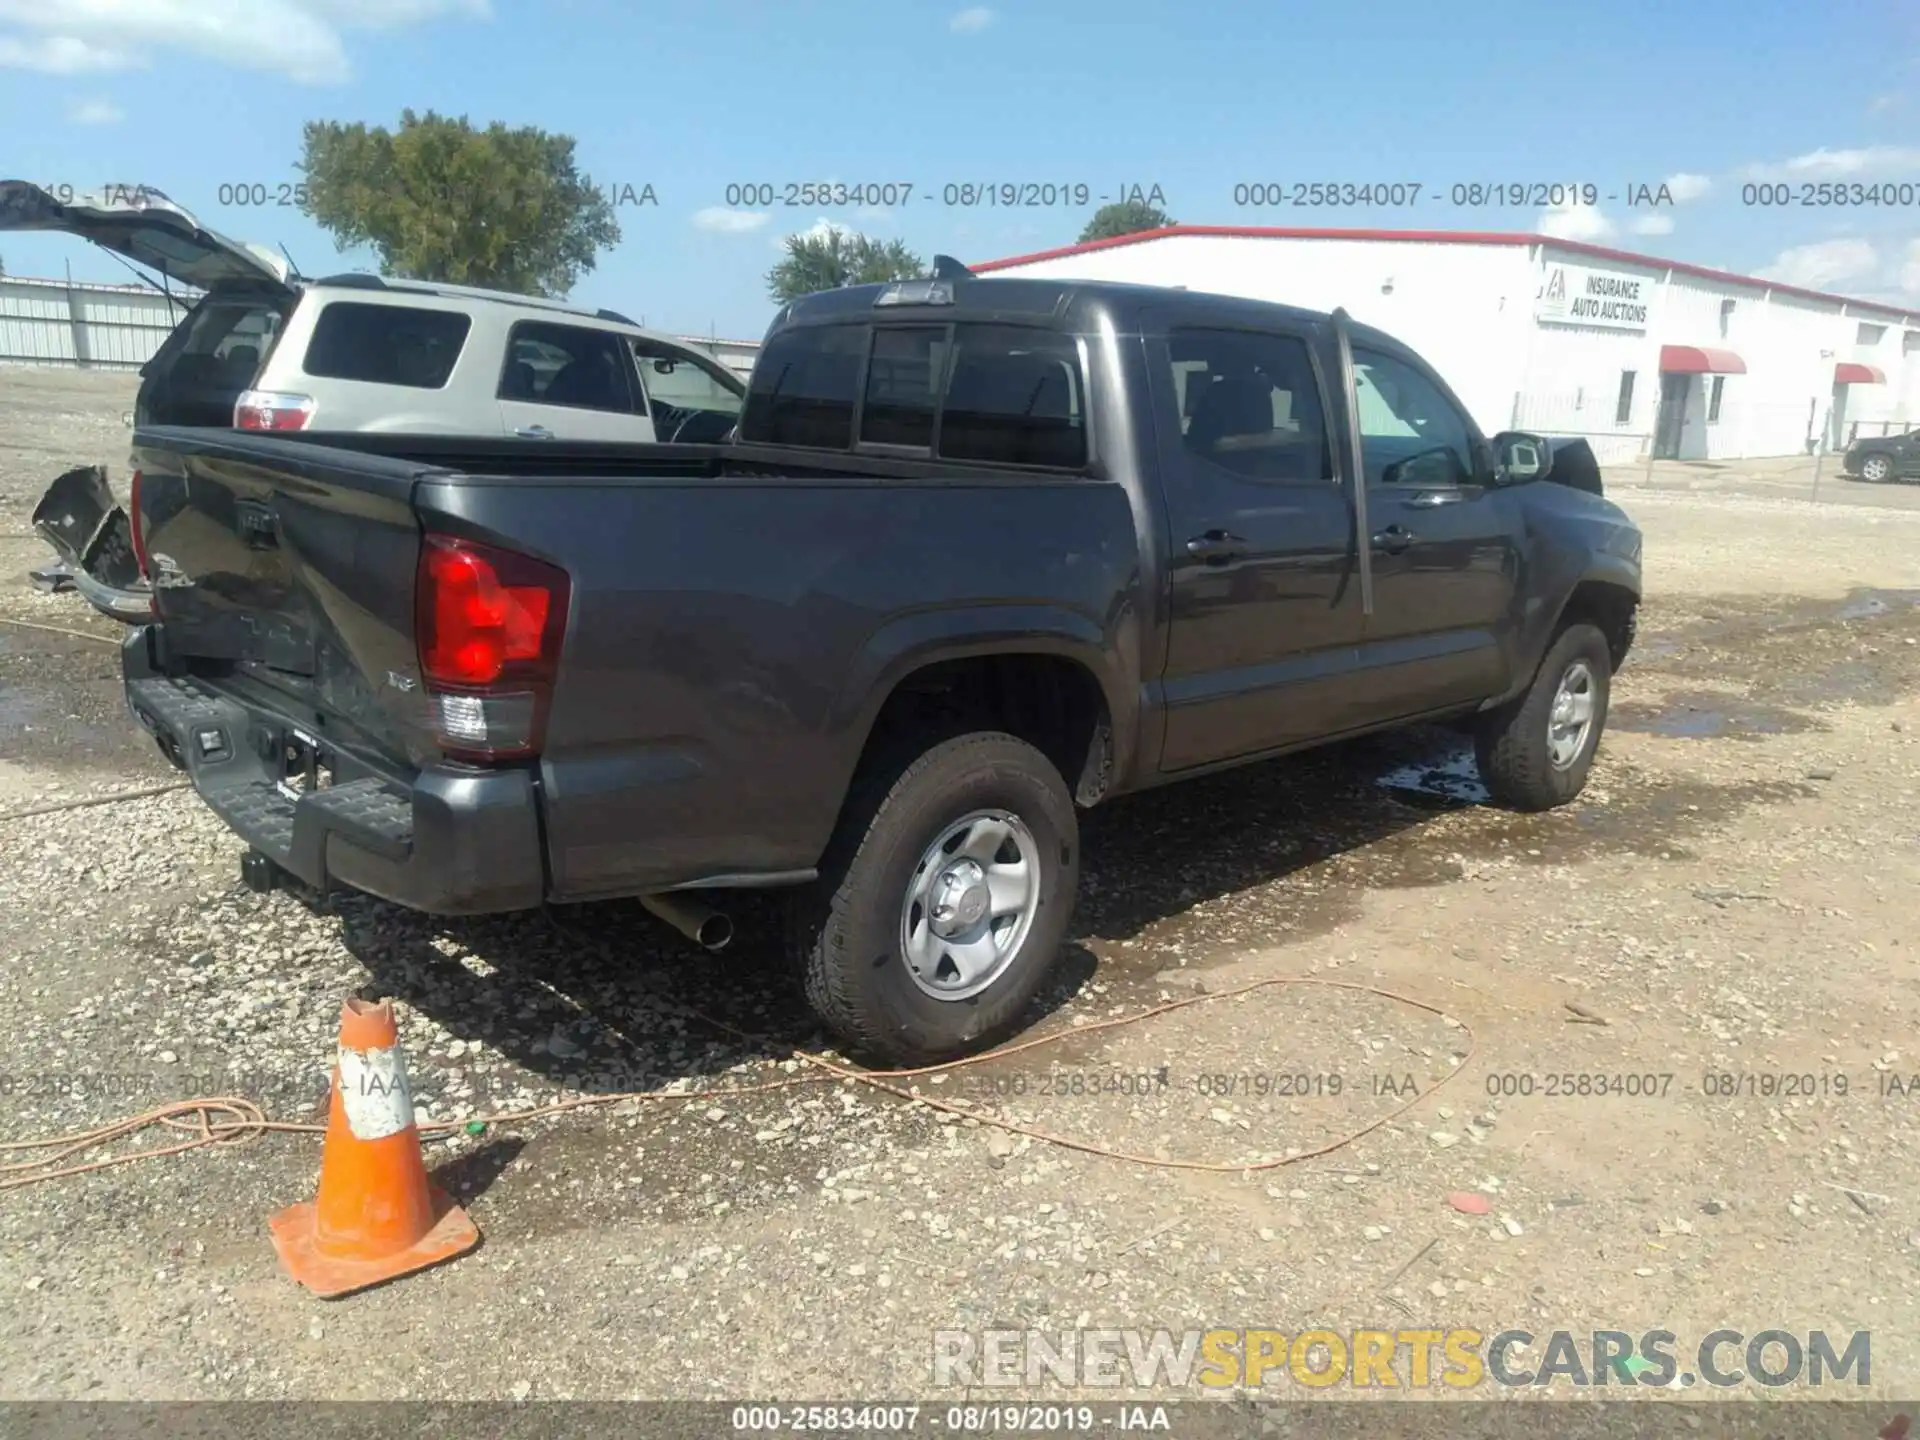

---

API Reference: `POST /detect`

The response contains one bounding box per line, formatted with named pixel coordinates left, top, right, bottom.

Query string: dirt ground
left=2, top=366, right=1918, bottom=1412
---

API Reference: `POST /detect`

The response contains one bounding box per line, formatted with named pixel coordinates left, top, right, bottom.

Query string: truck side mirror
left=1490, top=431, right=1553, bottom=485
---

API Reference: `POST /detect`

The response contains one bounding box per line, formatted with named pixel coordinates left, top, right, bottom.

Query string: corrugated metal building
left=974, top=227, right=1920, bottom=463
left=0, top=272, right=759, bottom=381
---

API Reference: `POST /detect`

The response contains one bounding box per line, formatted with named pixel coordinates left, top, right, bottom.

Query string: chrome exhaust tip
left=640, top=892, right=733, bottom=952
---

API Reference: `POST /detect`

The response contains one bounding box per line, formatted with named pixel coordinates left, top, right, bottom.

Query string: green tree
left=1077, top=199, right=1176, bottom=244
left=767, top=228, right=926, bottom=304
left=297, top=109, right=619, bottom=298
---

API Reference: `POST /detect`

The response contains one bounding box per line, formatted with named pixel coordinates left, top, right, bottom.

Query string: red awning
left=1835, top=362, right=1885, bottom=384
left=1659, top=344, right=1747, bottom=375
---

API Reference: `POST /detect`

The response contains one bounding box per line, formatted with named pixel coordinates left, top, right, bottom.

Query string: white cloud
left=1742, top=145, right=1920, bottom=180
left=1869, top=92, right=1903, bottom=115
left=1756, top=237, right=1879, bottom=289
left=1663, top=171, right=1711, bottom=203
left=0, top=32, right=140, bottom=71
left=1628, top=213, right=1674, bottom=237
left=0, top=0, right=487, bottom=85
left=691, top=206, right=770, bottom=235
left=949, top=6, right=994, bottom=33
left=1538, top=200, right=1617, bottom=242
left=68, top=96, right=123, bottom=123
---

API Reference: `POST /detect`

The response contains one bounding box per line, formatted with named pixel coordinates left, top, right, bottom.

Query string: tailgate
left=132, top=427, right=436, bottom=765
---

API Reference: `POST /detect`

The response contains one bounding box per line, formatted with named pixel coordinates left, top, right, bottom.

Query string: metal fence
left=1844, top=418, right=1913, bottom=443
left=0, top=273, right=183, bottom=369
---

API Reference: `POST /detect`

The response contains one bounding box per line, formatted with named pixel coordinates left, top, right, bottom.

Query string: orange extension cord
left=0, top=976, right=1474, bottom=1192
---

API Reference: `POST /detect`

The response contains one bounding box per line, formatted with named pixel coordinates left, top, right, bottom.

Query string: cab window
left=1351, top=348, right=1477, bottom=486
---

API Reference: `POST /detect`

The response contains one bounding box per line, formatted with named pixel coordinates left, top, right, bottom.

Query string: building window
left=1857, top=322, right=1887, bottom=347
left=1719, top=299, right=1735, bottom=339
left=1708, top=375, right=1725, bottom=424
left=1615, top=371, right=1636, bottom=425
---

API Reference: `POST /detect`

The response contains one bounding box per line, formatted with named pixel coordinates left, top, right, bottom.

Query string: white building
left=974, top=227, right=1920, bottom=463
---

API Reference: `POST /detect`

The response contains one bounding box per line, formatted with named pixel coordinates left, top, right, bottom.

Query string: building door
left=1653, top=373, right=1690, bottom=459
left=1829, top=382, right=1850, bottom=451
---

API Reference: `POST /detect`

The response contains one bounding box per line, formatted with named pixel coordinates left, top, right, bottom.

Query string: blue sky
left=2, top=0, right=1917, bottom=338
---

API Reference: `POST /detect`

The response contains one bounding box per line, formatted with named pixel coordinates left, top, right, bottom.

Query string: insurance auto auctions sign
left=1536, top=261, right=1656, bottom=331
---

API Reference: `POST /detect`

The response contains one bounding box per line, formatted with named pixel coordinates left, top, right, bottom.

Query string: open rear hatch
left=0, top=180, right=293, bottom=291
left=10, top=180, right=303, bottom=614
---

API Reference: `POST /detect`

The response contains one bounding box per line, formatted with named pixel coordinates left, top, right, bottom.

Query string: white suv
left=2, top=180, right=746, bottom=444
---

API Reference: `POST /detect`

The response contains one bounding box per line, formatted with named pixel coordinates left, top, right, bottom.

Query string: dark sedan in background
left=1844, top=428, right=1920, bottom=483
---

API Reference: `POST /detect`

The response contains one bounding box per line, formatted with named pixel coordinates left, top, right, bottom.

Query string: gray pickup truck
left=105, top=264, right=1641, bottom=1063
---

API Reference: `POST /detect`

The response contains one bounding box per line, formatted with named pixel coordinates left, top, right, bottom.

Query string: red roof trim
left=1834, top=361, right=1886, bottom=384
left=969, top=225, right=1920, bottom=324
left=1659, top=345, right=1746, bottom=375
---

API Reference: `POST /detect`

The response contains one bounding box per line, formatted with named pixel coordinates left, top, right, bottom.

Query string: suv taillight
left=414, top=534, right=570, bottom=761
left=234, top=389, right=315, bottom=431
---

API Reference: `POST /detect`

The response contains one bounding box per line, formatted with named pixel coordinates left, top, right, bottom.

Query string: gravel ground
left=2, top=366, right=1919, bottom=1409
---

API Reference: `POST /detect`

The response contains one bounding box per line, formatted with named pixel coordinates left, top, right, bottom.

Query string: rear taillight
left=414, top=534, right=570, bottom=761
left=234, top=389, right=315, bottom=431
left=128, top=468, right=151, bottom=580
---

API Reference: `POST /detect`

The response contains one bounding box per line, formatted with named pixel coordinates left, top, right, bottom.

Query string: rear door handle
left=1371, top=524, right=1416, bottom=554
left=515, top=425, right=554, bottom=440
left=1184, top=530, right=1246, bottom=564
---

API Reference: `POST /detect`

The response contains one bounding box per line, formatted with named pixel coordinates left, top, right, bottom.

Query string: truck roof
left=774, top=271, right=1407, bottom=352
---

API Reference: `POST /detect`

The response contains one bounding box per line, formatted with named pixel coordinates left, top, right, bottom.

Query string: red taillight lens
left=414, top=534, right=569, bottom=760
left=128, top=467, right=151, bottom=580
left=419, top=545, right=552, bottom=684
left=234, top=389, right=315, bottom=431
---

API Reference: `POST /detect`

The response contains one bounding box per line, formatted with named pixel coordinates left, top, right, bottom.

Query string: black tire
left=1473, top=622, right=1612, bottom=812
left=1860, top=453, right=1894, bottom=484
left=790, top=731, right=1079, bottom=1066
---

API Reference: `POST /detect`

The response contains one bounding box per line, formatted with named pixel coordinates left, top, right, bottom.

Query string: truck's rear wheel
left=790, top=731, right=1079, bottom=1066
left=1473, top=621, right=1612, bottom=812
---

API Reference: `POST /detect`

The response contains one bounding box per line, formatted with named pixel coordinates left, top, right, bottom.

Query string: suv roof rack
left=310, top=273, right=645, bottom=327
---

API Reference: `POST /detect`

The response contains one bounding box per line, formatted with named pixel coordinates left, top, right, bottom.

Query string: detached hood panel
left=0, top=180, right=292, bottom=290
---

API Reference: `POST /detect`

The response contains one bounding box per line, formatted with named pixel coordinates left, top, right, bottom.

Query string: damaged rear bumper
left=31, top=463, right=154, bottom=623
left=122, top=626, right=548, bottom=916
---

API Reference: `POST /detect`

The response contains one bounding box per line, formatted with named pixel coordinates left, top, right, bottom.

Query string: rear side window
left=1166, top=328, right=1330, bottom=483
left=498, top=321, right=640, bottom=414
left=940, top=325, right=1084, bottom=467
left=740, top=324, right=869, bottom=447
left=740, top=321, right=1087, bottom=468
left=301, top=302, right=470, bottom=389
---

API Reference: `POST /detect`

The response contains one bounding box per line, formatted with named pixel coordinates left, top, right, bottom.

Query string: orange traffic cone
left=268, top=996, right=479, bottom=1298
